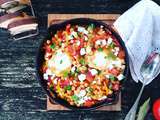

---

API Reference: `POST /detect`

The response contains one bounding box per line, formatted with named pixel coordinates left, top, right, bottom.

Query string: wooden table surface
left=0, top=0, right=160, bottom=120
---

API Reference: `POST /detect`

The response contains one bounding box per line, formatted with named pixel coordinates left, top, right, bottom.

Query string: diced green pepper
left=109, top=75, right=115, bottom=81
left=50, top=43, right=56, bottom=49
left=64, top=85, right=72, bottom=91
left=71, top=95, right=79, bottom=102
left=107, top=52, right=116, bottom=60
left=63, top=71, right=69, bottom=78
left=98, top=48, right=103, bottom=52
left=79, top=58, right=85, bottom=65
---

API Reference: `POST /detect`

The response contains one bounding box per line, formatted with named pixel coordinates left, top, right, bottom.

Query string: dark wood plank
left=0, top=0, right=160, bottom=120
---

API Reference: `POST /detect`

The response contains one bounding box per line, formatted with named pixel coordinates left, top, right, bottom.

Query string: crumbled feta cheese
left=61, top=43, right=65, bottom=48
left=71, top=31, right=78, bottom=38
left=95, top=40, right=101, bottom=45
left=117, top=74, right=124, bottom=81
left=80, top=48, right=86, bottom=55
left=46, top=69, right=52, bottom=75
left=115, top=47, right=120, bottom=52
left=43, top=73, right=48, bottom=80
left=92, top=81, right=96, bottom=84
left=112, top=60, right=122, bottom=67
left=114, top=51, right=119, bottom=56
left=107, top=37, right=113, bottom=45
left=90, top=69, right=98, bottom=76
left=68, top=35, right=74, bottom=40
left=70, top=40, right=74, bottom=43
left=76, top=40, right=80, bottom=46
left=77, top=27, right=88, bottom=34
left=101, top=39, right=107, bottom=46
left=105, top=74, right=110, bottom=79
left=77, top=90, right=86, bottom=97
left=77, top=98, right=85, bottom=105
left=71, top=66, right=76, bottom=73
left=78, top=74, right=86, bottom=82
left=53, top=78, right=58, bottom=84
left=84, top=36, right=88, bottom=41
left=84, top=96, right=91, bottom=101
left=107, top=64, right=114, bottom=70
left=98, top=96, right=107, bottom=100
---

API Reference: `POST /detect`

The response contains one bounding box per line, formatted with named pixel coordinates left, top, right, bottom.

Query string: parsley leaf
left=64, top=85, right=72, bottom=91
left=71, top=95, right=79, bottom=102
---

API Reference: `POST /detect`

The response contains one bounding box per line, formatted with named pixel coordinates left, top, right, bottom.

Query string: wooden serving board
left=47, top=14, right=121, bottom=111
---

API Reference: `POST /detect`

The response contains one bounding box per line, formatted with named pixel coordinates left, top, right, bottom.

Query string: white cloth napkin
left=114, top=0, right=160, bottom=84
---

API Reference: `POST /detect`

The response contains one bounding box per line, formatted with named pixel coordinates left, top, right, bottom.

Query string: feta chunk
left=43, top=73, right=48, bottom=80
left=80, top=48, right=86, bottom=55
left=53, top=78, right=58, bottom=84
left=117, top=74, right=124, bottom=80
left=95, top=40, right=101, bottom=45
left=101, top=39, right=107, bottom=46
left=77, top=90, right=86, bottom=97
left=78, top=27, right=88, bottom=34
left=98, top=96, right=107, bottom=100
left=90, top=69, right=98, bottom=76
left=78, top=74, right=86, bottom=82
left=71, top=66, right=76, bottom=73
left=105, top=74, right=110, bottom=79
left=107, top=64, right=114, bottom=70
left=107, top=37, right=113, bottom=45
left=84, top=36, right=88, bottom=41
left=71, top=31, right=78, bottom=38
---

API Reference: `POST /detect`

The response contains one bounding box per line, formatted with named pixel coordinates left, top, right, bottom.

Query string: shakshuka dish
left=40, top=23, right=126, bottom=107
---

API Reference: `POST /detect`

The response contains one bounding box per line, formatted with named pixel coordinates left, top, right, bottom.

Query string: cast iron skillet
left=36, top=18, right=129, bottom=110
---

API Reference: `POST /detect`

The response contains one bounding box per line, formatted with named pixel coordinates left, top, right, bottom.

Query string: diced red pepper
left=108, top=68, right=120, bottom=76
left=84, top=100, right=95, bottom=107
left=112, top=82, right=120, bottom=91
left=66, top=24, right=71, bottom=34
left=118, top=50, right=125, bottom=59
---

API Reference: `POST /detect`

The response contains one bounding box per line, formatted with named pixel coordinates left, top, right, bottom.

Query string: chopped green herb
left=59, top=41, right=62, bottom=46
left=60, top=60, right=63, bottom=64
left=64, top=85, right=72, bottom=91
left=50, top=43, right=56, bottom=49
left=63, top=71, right=69, bottom=78
left=107, top=52, right=116, bottom=60
left=109, top=42, right=115, bottom=49
left=79, top=58, right=85, bottom=65
left=109, top=75, right=115, bottom=81
left=71, top=95, right=79, bottom=102
left=87, top=24, right=95, bottom=32
left=89, top=87, right=93, bottom=92
left=98, top=48, right=103, bottom=52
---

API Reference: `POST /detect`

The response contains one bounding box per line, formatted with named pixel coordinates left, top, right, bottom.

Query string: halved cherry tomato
left=118, top=50, right=125, bottom=59
left=108, top=68, right=120, bottom=76
left=84, top=100, right=95, bottom=107
left=86, top=72, right=94, bottom=82
left=153, top=98, right=160, bottom=120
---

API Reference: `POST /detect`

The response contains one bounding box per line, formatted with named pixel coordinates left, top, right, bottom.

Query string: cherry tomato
left=153, top=98, right=160, bottom=120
